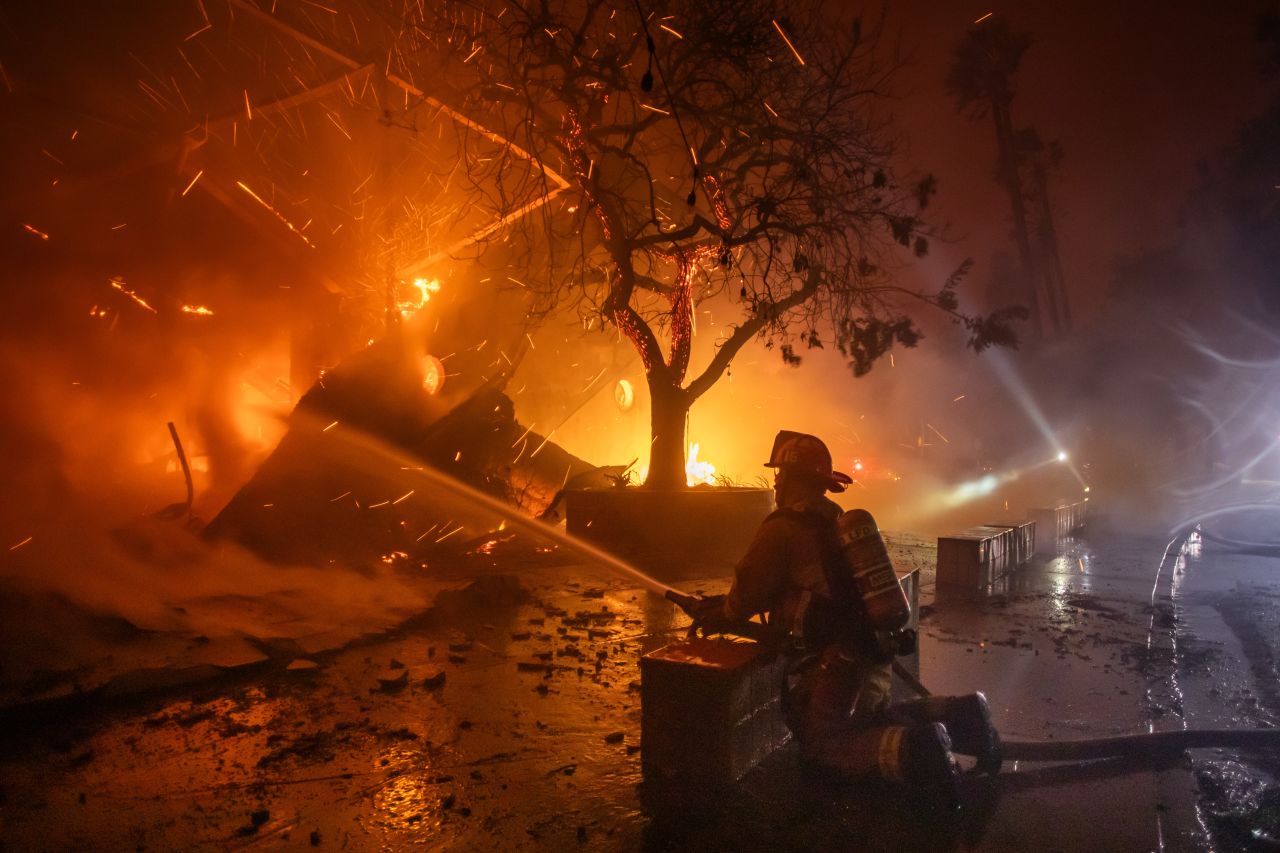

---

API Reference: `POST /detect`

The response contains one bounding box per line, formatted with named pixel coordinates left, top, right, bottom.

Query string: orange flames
left=399, top=277, right=440, bottom=317
left=685, top=443, right=717, bottom=486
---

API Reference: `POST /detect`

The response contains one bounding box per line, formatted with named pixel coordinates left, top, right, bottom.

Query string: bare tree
left=402, top=0, right=1014, bottom=489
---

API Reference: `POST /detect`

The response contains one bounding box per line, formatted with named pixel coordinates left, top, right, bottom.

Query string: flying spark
left=236, top=181, right=314, bottom=246
left=771, top=19, right=806, bottom=66
left=109, top=278, right=157, bottom=313
left=181, top=170, right=203, bottom=196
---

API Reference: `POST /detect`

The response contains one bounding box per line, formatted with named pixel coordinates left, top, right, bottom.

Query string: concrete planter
left=563, top=486, right=774, bottom=580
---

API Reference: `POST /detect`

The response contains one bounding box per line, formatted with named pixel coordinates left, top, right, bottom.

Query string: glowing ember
left=180, top=304, right=214, bottom=316
left=21, top=223, right=50, bottom=241
left=109, top=277, right=157, bottom=313
left=685, top=443, right=717, bottom=486
left=421, top=354, right=445, bottom=395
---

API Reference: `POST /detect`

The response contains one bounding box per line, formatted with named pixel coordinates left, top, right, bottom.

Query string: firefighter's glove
left=687, top=594, right=733, bottom=636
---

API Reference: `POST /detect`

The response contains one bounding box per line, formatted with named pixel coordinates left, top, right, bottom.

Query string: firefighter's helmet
left=764, top=430, right=853, bottom=493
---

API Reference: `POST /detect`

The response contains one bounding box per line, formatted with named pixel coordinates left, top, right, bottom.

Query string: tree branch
left=684, top=266, right=822, bottom=402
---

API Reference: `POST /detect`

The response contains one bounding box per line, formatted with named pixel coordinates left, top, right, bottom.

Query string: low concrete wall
left=1030, top=500, right=1088, bottom=554
left=986, top=520, right=1036, bottom=566
left=937, top=520, right=1036, bottom=589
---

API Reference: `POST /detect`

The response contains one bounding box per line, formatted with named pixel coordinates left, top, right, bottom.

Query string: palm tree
left=947, top=18, right=1057, bottom=336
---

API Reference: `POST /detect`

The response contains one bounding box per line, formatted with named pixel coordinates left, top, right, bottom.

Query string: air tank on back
left=836, top=508, right=911, bottom=632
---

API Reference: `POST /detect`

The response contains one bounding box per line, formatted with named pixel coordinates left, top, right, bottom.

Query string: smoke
left=509, top=233, right=1280, bottom=542
left=3, top=511, right=434, bottom=641
left=0, top=312, right=425, bottom=651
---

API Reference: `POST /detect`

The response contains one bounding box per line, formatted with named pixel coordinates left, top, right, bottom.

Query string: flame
left=686, top=443, right=717, bottom=486
left=181, top=304, right=214, bottom=316
left=399, top=277, right=441, bottom=316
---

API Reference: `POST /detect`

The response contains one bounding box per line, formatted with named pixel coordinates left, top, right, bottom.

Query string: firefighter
left=690, top=431, right=1000, bottom=805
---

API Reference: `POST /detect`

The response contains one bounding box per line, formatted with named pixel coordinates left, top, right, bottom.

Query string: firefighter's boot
left=891, top=692, right=1002, bottom=775
left=804, top=723, right=960, bottom=809
left=901, top=723, right=962, bottom=810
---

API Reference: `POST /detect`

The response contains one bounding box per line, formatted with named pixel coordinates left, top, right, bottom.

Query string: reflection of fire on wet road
left=6, top=528, right=1274, bottom=849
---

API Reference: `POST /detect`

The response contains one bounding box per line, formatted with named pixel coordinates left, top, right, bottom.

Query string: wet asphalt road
left=1, top=523, right=1279, bottom=851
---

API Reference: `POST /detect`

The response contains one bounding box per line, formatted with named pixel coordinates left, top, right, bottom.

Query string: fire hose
left=664, top=590, right=1280, bottom=765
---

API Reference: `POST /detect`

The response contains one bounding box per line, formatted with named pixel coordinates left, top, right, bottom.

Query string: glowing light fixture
left=614, top=379, right=635, bottom=412
left=986, top=350, right=1086, bottom=487
left=421, top=355, right=445, bottom=395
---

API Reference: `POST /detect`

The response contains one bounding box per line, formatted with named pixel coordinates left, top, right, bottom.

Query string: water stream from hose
left=327, top=418, right=684, bottom=599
